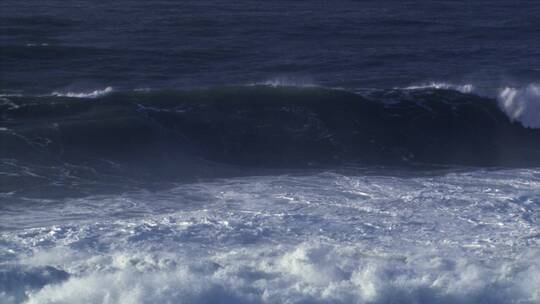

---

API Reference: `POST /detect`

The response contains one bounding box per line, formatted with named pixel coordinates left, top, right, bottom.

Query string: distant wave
left=498, top=84, right=540, bottom=129
left=25, top=43, right=50, bottom=47
left=401, top=82, right=474, bottom=94
left=249, top=77, right=318, bottom=88
left=50, top=86, right=114, bottom=98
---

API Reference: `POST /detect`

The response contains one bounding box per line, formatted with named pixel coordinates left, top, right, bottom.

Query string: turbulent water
left=1, top=1, right=540, bottom=303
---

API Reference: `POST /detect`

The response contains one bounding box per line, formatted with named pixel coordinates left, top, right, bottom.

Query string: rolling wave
left=50, top=87, right=114, bottom=99
left=1, top=86, right=539, bottom=175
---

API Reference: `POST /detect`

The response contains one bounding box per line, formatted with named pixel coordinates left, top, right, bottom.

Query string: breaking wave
left=1, top=85, right=539, bottom=173
left=50, top=86, right=114, bottom=98
left=498, top=84, right=540, bottom=129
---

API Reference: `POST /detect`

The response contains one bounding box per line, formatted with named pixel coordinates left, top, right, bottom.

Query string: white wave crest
left=51, top=87, right=113, bottom=98
left=498, top=84, right=540, bottom=129
left=402, top=82, right=474, bottom=94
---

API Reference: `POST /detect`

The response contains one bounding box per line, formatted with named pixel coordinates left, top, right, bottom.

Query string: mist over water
left=1, top=0, right=539, bottom=303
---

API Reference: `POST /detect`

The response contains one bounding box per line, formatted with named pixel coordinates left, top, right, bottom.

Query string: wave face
left=1, top=86, right=540, bottom=173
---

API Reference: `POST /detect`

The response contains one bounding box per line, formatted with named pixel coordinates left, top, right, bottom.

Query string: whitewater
left=1, top=169, right=539, bottom=303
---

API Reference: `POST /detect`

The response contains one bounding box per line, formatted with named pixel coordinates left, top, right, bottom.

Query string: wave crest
left=498, top=84, right=540, bottom=129
left=401, top=82, right=474, bottom=94
left=51, top=86, right=113, bottom=98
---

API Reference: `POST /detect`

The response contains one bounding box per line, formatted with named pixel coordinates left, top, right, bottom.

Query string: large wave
left=1, top=85, right=539, bottom=178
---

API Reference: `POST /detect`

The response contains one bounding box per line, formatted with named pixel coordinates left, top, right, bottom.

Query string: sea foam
left=10, top=244, right=540, bottom=304
left=1, top=170, right=539, bottom=304
left=401, top=81, right=540, bottom=129
left=498, top=84, right=540, bottom=129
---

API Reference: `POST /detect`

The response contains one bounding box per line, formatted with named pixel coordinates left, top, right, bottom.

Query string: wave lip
left=50, top=87, right=114, bottom=98
left=498, top=84, right=540, bottom=129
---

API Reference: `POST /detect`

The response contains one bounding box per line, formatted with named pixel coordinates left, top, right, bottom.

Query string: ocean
left=1, top=1, right=539, bottom=303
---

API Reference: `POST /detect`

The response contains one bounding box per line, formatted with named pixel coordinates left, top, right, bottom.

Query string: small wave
left=402, top=82, right=474, bottom=94
left=0, top=93, right=24, bottom=98
left=498, top=84, right=540, bottom=129
left=25, top=43, right=49, bottom=47
left=134, top=87, right=153, bottom=92
left=249, top=77, right=317, bottom=88
left=0, top=97, right=21, bottom=110
left=51, top=87, right=113, bottom=98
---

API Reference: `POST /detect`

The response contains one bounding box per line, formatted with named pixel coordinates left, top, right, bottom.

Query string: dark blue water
left=2, top=0, right=540, bottom=94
